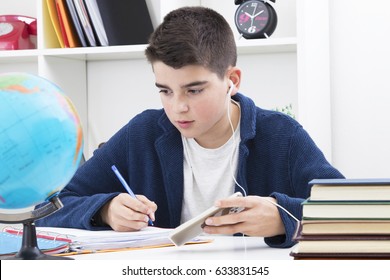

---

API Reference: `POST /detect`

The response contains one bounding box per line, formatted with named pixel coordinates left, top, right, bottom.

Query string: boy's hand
left=202, top=195, right=285, bottom=237
left=100, top=193, right=157, bottom=231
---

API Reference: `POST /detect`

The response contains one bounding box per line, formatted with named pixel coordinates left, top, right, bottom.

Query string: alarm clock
left=234, top=0, right=277, bottom=39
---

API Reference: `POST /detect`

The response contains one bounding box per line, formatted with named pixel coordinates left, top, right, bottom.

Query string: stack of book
left=291, top=178, right=390, bottom=259
left=45, top=0, right=154, bottom=48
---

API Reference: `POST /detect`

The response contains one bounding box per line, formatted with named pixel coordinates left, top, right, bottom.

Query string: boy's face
left=153, top=61, right=235, bottom=148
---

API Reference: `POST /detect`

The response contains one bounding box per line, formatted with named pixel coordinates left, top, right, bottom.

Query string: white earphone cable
left=226, top=81, right=300, bottom=223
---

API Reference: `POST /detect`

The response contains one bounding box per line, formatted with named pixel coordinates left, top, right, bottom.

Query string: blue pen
left=111, top=165, right=154, bottom=226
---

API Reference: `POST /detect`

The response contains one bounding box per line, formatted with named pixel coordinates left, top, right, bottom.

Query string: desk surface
left=71, top=235, right=293, bottom=260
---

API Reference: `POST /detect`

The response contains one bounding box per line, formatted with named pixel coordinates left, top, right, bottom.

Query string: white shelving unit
left=0, top=0, right=333, bottom=161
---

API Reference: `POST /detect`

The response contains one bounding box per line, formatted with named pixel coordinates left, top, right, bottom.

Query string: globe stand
left=0, top=196, right=72, bottom=260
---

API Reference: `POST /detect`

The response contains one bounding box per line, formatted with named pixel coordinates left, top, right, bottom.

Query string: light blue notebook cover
left=0, top=232, right=68, bottom=255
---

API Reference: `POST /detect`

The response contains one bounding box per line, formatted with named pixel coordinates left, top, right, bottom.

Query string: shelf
left=0, top=49, right=40, bottom=63
left=236, top=37, right=297, bottom=54
left=41, top=44, right=149, bottom=61
left=0, top=37, right=297, bottom=64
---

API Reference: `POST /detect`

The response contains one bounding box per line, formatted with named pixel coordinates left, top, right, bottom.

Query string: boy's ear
left=228, top=67, right=241, bottom=94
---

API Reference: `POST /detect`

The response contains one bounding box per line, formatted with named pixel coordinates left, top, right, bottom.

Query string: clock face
left=235, top=0, right=273, bottom=38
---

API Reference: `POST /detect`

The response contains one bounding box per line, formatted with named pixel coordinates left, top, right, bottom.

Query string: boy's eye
left=188, top=88, right=203, bottom=95
left=159, top=89, right=172, bottom=95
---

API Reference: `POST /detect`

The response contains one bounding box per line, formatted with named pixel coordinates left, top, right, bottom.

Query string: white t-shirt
left=180, top=105, right=241, bottom=223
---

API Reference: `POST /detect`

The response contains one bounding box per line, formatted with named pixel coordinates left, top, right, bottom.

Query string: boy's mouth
left=177, top=120, right=194, bottom=129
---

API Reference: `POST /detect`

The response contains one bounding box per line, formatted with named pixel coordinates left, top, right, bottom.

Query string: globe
left=0, top=72, right=83, bottom=210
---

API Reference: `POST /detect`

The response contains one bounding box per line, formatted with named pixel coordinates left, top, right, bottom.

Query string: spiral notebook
left=0, top=231, right=70, bottom=256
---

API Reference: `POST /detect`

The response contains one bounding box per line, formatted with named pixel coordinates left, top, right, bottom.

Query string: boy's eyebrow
left=155, top=82, right=169, bottom=89
left=181, top=81, right=208, bottom=88
left=155, top=81, right=208, bottom=89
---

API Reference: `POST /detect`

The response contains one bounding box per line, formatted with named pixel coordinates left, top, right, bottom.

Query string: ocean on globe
left=0, top=72, right=83, bottom=209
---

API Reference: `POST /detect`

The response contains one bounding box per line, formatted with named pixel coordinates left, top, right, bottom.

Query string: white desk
left=71, top=235, right=293, bottom=260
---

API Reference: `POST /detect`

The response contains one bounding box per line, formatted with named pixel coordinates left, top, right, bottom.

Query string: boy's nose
left=172, top=95, right=189, bottom=113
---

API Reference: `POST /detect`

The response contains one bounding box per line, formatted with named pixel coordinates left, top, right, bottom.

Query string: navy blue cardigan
left=36, top=93, right=343, bottom=248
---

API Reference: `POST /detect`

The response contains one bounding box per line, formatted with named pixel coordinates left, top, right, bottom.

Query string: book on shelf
left=95, top=0, right=154, bottom=46
left=83, top=0, right=108, bottom=46
left=309, top=178, right=390, bottom=201
left=55, top=0, right=82, bottom=48
left=302, top=199, right=390, bottom=219
left=73, top=0, right=98, bottom=46
left=65, top=0, right=88, bottom=47
left=1, top=226, right=211, bottom=256
left=46, top=0, right=66, bottom=47
left=301, top=219, right=390, bottom=235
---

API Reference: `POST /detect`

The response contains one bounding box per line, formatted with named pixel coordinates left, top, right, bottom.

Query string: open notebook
left=1, top=226, right=211, bottom=256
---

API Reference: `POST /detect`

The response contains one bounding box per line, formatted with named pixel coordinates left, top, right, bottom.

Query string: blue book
left=0, top=232, right=69, bottom=256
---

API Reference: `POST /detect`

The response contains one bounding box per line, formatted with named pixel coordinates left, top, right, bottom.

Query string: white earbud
left=227, top=80, right=234, bottom=96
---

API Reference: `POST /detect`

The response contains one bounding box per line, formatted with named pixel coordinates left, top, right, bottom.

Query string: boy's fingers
left=136, top=195, right=157, bottom=221
left=215, top=196, right=247, bottom=208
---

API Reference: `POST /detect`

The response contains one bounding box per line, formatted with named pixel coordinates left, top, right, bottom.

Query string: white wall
left=0, top=0, right=36, bottom=17
left=329, top=1, right=390, bottom=178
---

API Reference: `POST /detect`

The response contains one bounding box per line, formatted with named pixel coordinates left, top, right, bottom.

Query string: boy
left=36, top=7, right=343, bottom=248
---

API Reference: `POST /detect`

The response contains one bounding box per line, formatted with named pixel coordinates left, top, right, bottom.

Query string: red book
left=56, top=0, right=81, bottom=48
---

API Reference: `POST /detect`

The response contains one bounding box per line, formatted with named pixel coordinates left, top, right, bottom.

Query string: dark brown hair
left=145, top=6, right=237, bottom=79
